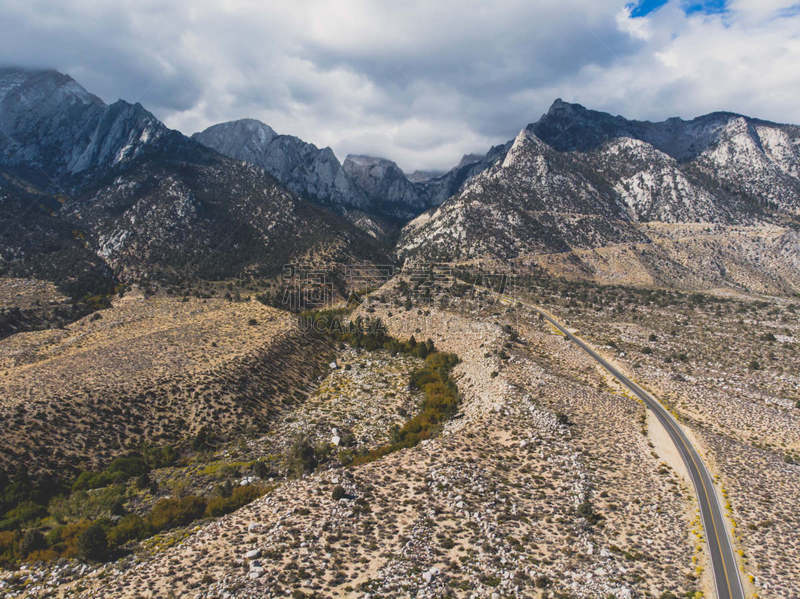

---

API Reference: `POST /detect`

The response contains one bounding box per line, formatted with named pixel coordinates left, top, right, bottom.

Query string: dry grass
left=0, top=292, right=332, bottom=476
left=43, top=282, right=699, bottom=599
left=0, top=278, right=68, bottom=310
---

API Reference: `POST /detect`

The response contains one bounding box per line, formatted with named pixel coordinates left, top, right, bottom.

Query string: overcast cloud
left=1, top=0, right=799, bottom=171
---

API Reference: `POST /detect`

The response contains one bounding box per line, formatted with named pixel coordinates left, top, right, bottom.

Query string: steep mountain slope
left=193, top=120, right=506, bottom=228
left=413, top=142, right=512, bottom=207
left=589, top=138, right=734, bottom=223
left=399, top=127, right=647, bottom=261
left=341, top=154, right=429, bottom=220
left=0, top=68, right=184, bottom=192
left=398, top=100, right=800, bottom=294
left=0, top=68, right=390, bottom=291
left=66, top=156, right=390, bottom=283
left=192, top=119, right=370, bottom=212
left=534, top=99, right=800, bottom=215
left=0, top=173, right=114, bottom=298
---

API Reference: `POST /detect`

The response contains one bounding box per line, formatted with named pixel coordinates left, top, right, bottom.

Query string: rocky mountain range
left=0, top=67, right=183, bottom=192
left=192, top=119, right=507, bottom=232
left=0, top=68, right=388, bottom=296
left=192, top=119, right=371, bottom=213
left=398, top=100, right=800, bottom=293
left=0, top=67, right=798, bottom=298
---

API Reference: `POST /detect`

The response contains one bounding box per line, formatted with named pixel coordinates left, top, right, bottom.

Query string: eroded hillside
left=0, top=291, right=332, bottom=477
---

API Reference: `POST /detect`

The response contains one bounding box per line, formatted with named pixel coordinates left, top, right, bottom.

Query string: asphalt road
left=502, top=297, right=745, bottom=599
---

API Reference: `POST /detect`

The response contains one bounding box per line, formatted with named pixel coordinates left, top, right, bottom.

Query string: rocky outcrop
left=341, top=154, right=429, bottom=220
left=0, top=67, right=182, bottom=191
left=192, top=119, right=370, bottom=212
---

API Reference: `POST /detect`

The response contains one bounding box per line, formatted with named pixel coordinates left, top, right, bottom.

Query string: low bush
left=577, top=500, right=604, bottom=526
left=354, top=351, right=460, bottom=465
left=107, top=514, right=150, bottom=546
left=286, top=436, right=319, bottom=477
left=204, top=485, right=267, bottom=518
left=47, top=520, right=93, bottom=558
left=0, top=530, right=16, bottom=564
left=146, top=496, right=207, bottom=531
left=0, top=471, right=64, bottom=519
left=252, top=460, right=271, bottom=479
left=142, top=445, right=177, bottom=469
left=0, top=501, right=47, bottom=531
left=49, top=485, right=126, bottom=522
left=72, top=455, right=149, bottom=491
left=332, top=485, right=346, bottom=500
left=77, top=522, right=109, bottom=561
left=18, top=529, right=46, bottom=556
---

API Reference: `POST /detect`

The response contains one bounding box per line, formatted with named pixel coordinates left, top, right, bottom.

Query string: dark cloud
left=1, top=0, right=798, bottom=170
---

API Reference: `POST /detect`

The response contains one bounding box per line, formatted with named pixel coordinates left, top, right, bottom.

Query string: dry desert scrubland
left=522, top=277, right=799, bottom=598
left=0, top=292, right=332, bottom=476
left=13, top=279, right=702, bottom=599
left=0, top=273, right=797, bottom=599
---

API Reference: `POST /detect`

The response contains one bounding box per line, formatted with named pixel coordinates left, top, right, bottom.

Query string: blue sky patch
left=628, top=0, right=728, bottom=17
left=683, top=0, right=727, bottom=15
left=628, top=0, right=669, bottom=17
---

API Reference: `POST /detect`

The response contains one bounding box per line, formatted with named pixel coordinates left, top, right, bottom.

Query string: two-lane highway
left=501, top=296, right=745, bottom=599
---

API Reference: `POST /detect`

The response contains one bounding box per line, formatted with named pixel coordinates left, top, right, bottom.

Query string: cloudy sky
left=2, top=0, right=799, bottom=171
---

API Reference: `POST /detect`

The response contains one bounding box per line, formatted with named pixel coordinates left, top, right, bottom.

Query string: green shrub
left=77, top=522, right=109, bottom=561
left=108, top=455, right=150, bottom=477
left=204, top=485, right=266, bottom=518
left=287, top=436, right=318, bottom=477
left=192, top=425, right=217, bottom=451
left=72, top=455, right=149, bottom=491
left=577, top=500, right=604, bottom=525
left=332, top=485, right=346, bottom=501
left=142, top=445, right=177, bottom=469
left=110, top=499, right=125, bottom=516
left=19, top=529, right=46, bottom=556
left=49, top=485, right=126, bottom=522
left=1, top=471, right=63, bottom=518
left=146, top=496, right=207, bottom=531
left=0, top=501, right=47, bottom=530
left=46, top=519, right=93, bottom=558
left=337, top=449, right=354, bottom=466
left=252, top=460, right=271, bottom=479
left=0, top=530, right=17, bottom=563
left=108, top=514, right=150, bottom=546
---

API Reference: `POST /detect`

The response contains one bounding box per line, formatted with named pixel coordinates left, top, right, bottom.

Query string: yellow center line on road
left=497, top=292, right=742, bottom=599
left=664, top=401, right=734, bottom=599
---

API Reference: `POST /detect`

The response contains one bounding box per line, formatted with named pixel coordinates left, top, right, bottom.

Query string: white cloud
left=0, top=0, right=798, bottom=170
left=616, top=6, right=653, bottom=40
left=566, top=1, right=800, bottom=122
